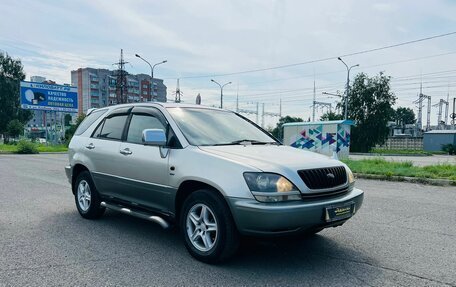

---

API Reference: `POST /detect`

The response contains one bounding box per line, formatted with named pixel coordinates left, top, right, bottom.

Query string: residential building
left=71, top=68, right=167, bottom=115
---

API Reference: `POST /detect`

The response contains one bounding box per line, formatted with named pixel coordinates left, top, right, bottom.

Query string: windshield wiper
left=212, top=139, right=278, bottom=146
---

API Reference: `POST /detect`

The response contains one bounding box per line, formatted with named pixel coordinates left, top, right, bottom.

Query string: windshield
left=167, top=108, right=278, bottom=146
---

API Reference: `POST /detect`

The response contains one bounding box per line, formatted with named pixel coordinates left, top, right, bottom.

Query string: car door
left=117, top=107, right=174, bottom=212
left=88, top=107, right=131, bottom=199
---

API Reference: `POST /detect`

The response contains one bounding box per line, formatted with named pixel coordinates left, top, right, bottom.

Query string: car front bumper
left=227, top=187, right=364, bottom=236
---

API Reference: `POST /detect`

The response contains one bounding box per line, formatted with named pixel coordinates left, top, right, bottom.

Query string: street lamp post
left=211, top=79, right=232, bottom=109
left=337, top=57, right=359, bottom=120
left=135, top=54, right=167, bottom=100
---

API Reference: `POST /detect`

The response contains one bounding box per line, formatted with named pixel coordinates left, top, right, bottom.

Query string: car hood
left=198, top=145, right=343, bottom=172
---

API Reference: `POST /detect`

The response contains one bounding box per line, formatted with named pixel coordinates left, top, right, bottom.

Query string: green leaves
left=346, top=72, right=397, bottom=152
left=0, top=52, right=32, bottom=137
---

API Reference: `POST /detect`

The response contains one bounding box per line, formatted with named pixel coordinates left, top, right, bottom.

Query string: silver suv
left=65, top=103, right=363, bottom=263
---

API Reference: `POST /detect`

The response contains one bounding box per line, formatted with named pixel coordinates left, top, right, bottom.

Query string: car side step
left=101, top=201, right=170, bottom=229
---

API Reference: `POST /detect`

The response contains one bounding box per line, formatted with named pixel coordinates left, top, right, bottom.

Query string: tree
left=344, top=72, right=396, bottom=152
left=6, top=119, right=24, bottom=139
left=270, top=116, right=303, bottom=140
left=64, top=114, right=72, bottom=126
left=0, top=52, right=32, bottom=141
left=394, top=107, right=415, bottom=127
left=320, top=111, right=343, bottom=121
left=65, top=113, right=86, bottom=144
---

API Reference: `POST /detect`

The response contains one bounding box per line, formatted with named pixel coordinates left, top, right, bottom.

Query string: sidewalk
left=349, top=154, right=456, bottom=166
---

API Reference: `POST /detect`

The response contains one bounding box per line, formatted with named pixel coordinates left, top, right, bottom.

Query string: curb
left=350, top=153, right=431, bottom=157
left=354, top=173, right=456, bottom=187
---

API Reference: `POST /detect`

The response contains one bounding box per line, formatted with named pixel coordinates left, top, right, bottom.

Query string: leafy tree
left=320, top=111, right=343, bottom=121
left=344, top=72, right=396, bottom=152
left=270, top=116, right=303, bottom=140
left=64, top=114, right=72, bottom=126
left=65, top=113, right=86, bottom=144
left=394, top=107, right=415, bottom=127
left=0, top=52, right=32, bottom=142
left=6, top=119, right=24, bottom=139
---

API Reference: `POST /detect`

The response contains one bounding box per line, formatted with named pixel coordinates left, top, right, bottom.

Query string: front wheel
left=180, top=190, right=239, bottom=264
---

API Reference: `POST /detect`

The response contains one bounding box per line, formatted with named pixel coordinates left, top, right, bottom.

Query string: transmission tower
left=261, top=102, right=281, bottom=128
left=432, top=99, right=449, bottom=129
left=113, top=49, right=129, bottom=104
left=414, top=92, right=431, bottom=132
left=311, top=101, right=332, bottom=119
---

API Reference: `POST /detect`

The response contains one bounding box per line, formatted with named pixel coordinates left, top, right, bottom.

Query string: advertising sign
left=20, top=81, right=78, bottom=113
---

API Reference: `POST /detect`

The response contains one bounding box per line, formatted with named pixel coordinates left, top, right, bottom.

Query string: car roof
left=95, top=102, right=226, bottom=112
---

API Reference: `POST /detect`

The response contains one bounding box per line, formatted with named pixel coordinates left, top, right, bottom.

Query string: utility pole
left=113, top=49, right=128, bottom=104
left=312, top=80, right=316, bottom=122
left=261, top=103, right=265, bottom=128
left=452, top=97, right=456, bottom=126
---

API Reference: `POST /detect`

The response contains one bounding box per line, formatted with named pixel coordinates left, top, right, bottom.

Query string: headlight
left=243, top=173, right=301, bottom=202
left=346, top=167, right=355, bottom=184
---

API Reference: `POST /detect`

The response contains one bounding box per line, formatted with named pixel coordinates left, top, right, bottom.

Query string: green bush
left=16, top=140, right=39, bottom=154
left=441, top=144, right=456, bottom=155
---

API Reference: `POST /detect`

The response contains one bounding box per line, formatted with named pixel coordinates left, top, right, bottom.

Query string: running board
left=101, top=201, right=170, bottom=229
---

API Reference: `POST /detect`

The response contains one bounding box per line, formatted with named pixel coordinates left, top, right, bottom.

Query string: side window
left=74, top=109, right=108, bottom=136
left=98, top=115, right=128, bottom=140
left=127, top=114, right=165, bottom=144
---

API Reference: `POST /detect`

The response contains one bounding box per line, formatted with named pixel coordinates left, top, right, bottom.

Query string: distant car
left=65, top=103, right=363, bottom=263
left=38, top=138, right=47, bottom=144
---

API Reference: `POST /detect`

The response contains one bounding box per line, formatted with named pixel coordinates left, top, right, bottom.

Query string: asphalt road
left=1, top=154, right=455, bottom=287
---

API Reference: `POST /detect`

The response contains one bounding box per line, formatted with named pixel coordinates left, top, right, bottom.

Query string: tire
left=74, top=171, right=105, bottom=219
left=180, top=189, right=240, bottom=264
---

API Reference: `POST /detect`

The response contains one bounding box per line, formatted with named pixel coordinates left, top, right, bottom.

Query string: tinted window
left=74, top=109, right=108, bottom=136
left=98, top=115, right=128, bottom=140
left=127, top=114, right=165, bottom=144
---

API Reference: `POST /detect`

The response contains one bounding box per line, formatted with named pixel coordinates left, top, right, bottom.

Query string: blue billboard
left=20, top=81, right=78, bottom=113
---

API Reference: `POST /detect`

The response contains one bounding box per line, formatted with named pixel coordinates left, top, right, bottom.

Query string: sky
left=1, top=0, right=456, bottom=128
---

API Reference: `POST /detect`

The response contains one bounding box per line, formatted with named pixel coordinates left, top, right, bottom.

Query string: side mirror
left=142, top=129, right=167, bottom=146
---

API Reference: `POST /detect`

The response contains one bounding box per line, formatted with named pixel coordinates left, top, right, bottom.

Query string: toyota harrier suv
left=65, top=103, right=363, bottom=263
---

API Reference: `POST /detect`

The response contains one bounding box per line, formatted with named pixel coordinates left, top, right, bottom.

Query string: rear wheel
left=74, top=171, right=105, bottom=219
left=180, top=189, right=239, bottom=264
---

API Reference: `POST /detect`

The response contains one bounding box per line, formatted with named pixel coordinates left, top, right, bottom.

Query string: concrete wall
left=376, top=137, right=423, bottom=150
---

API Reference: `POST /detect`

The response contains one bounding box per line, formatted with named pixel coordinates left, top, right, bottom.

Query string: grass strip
left=343, top=158, right=456, bottom=181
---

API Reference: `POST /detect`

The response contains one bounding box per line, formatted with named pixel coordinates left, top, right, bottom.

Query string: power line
left=170, top=31, right=456, bottom=80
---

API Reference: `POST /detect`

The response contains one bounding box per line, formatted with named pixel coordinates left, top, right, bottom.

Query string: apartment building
left=71, top=68, right=167, bottom=115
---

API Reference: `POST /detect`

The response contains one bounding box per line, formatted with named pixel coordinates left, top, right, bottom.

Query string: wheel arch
left=71, top=164, right=90, bottom=194
left=174, top=180, right=228, bottom=224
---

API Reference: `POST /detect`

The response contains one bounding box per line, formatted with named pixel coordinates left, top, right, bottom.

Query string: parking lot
left=1, top=154, right=455, bottom=286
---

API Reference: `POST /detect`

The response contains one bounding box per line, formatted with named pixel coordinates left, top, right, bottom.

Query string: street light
left=337, top=57, right=359, bottom=120
left=135, top=54, right=167, bottom=79
left=211, top=79, right=232, bottom=109
left=135, top=54, right=167, bottom=101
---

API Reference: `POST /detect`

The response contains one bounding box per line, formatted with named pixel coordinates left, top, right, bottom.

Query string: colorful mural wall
left=283, top=121, right=353, bottom=158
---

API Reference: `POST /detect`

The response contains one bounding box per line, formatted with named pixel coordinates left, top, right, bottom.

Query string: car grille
left=297, top=166, right=347, bottom=190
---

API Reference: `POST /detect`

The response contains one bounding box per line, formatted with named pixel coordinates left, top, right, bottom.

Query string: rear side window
left=97, top=115, right=128, bottom=140
left=127, top=114, right=165, bottom=144
left=74, top=109, right=108, bottom=136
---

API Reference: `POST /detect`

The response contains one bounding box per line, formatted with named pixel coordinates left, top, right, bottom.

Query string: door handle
left=119, top=148, right=132, bottom=155
left=85, top=143, right=95, bottom=150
